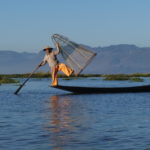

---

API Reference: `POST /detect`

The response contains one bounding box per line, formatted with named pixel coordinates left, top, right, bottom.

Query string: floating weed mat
left=0, top=77, right=19, bottom=84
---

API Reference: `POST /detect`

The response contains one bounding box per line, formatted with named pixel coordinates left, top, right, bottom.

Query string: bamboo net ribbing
left=51, top=34, right=96, bottom=75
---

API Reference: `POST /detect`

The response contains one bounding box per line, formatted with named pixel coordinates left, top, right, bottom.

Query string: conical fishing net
left=51, top=34, right=96, bottom=75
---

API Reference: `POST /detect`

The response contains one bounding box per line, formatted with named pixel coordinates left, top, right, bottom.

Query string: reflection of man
left=50, top=95, right=72, bottom=130
left=48, top=95, right=73, bottom=149
left=39, top=43, right=74, bottom=86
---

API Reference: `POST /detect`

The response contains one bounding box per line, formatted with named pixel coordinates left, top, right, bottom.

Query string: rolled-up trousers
left=51, top=63, right=73, bottom=86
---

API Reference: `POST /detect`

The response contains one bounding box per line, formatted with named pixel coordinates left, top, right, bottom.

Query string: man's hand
left=55, top=42, right=61, bottom=49
left=38, top=64, right=41, bottom=67
left=38, top=62, right=43, bottom=67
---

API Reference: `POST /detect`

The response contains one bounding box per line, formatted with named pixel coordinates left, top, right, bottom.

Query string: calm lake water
left=1, top=77, right=150, bottom=150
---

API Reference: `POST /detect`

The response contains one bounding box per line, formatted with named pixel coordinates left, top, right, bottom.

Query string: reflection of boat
left=52, top=84, right=150, bottom=94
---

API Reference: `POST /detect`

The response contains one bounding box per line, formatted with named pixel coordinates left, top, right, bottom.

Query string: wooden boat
left=52, top=84, right=150, bottom=94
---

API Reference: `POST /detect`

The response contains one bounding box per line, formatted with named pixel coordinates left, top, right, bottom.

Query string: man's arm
left=54, top=42, right=61, bottom=55
left=38, top=56, right=47, bottom=67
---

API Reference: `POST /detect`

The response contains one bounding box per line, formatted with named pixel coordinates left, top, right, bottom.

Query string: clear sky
left=0, top=0, right=150, bottom=52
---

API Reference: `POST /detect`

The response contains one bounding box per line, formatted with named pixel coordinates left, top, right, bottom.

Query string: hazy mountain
left=1, top=44, right=150, bottom=74
left=0, top=50, right=48, bottom=74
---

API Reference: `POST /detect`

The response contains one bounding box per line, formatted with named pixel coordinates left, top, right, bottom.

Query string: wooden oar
left=14, top=62, right=42, bottom=95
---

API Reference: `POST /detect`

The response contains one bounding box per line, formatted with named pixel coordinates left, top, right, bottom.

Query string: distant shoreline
left=1, top=72, right=150, bottom=78
left=1, top=73, right=149, bottom=84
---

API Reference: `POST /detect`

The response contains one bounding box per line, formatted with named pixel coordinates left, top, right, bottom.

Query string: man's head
left=43, top=46, right=53, bottom=54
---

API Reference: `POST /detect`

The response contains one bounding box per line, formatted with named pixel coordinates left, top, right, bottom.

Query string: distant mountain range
left=1, top=44, right=150, bottom=74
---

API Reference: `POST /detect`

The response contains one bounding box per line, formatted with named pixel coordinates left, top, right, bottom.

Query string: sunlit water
left=1, top=77, right=150, bottom=150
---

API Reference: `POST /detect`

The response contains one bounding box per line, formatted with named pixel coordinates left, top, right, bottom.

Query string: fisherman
left=39, top=43, right=74, bottom=86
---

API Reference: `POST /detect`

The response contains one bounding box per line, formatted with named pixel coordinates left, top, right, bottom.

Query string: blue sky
left=0, top=0, right=150, bottom=52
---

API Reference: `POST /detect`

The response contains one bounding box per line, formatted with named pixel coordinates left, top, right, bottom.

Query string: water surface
left=1, top=78, right=150, bottom=150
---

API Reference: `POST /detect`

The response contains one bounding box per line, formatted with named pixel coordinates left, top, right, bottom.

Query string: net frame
left=51, top=34, right=96, bottom=75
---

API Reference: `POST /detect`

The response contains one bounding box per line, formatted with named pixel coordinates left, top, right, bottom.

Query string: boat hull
left=52, top=85, right=150, bottom=94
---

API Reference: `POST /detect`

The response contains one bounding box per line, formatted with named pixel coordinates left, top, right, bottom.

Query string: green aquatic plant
left=130, top=77, right=144, bottom=82
left=104, top=75, right=129, bottom=81
left=104, top=75, right=144, bottom=82
left=1, top=72, right=150, bottom=79
left=0, top=73, right=103, bottom=78
left=0, top=77, right=19, bottom=84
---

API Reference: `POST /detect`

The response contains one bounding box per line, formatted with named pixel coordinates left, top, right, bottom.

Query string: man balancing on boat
left=14, top=34, right=96, bottom=95
left=38, top=43, right=74, bottom=86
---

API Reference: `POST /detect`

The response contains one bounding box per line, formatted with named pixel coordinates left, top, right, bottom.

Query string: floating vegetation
left=104, top=75, right=129, bottom=81
left=0, top=73, right=149, bottom=80
left=130, top=77, right=144, bottom=82
left=0, top=77, right=19, bottom=84
left=0, top=73, right=102, bottom=78
left=103, top=74, right=144, bottom=82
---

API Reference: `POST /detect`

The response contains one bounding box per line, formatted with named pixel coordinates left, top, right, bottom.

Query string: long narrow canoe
left=52, top=84, right=150, bottom=94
